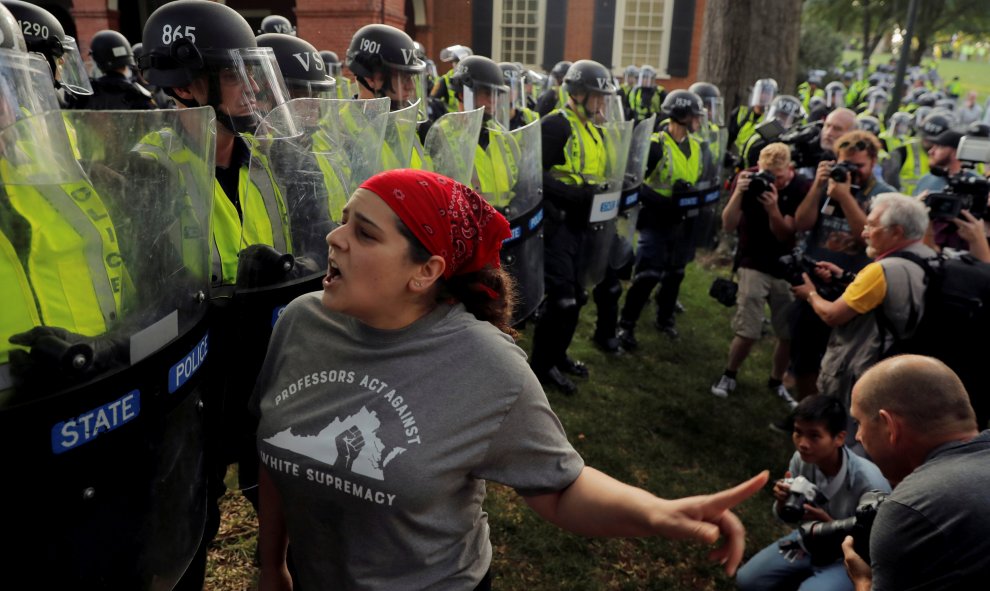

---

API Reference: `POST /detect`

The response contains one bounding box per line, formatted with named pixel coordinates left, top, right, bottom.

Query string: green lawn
left=208, top=255, right=799, bottom=590
left=842, top=50, right=990, bottom=105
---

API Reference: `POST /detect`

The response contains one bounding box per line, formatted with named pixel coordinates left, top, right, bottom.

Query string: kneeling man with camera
left=843, top=355, right=990, bottom=590
left=736, top=396, right=889, bottom=591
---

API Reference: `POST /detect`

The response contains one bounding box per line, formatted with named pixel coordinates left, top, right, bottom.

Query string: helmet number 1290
left=162, top=24, right=197, bottom=45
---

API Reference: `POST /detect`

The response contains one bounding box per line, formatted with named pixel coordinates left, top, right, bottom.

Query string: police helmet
left=0, top=1, right=25, bottom=52
left=451, top=55, right=508, bottom=95
left=808, top=95, right=826, bottom=112
left=623, top=64, right=639, bottom=79
left=749, top=78, right=778, bottom=108
left=864, top=87, right=889, bottom=111
left=499, top=61, right=524, bottom=83
left=412, top=41, right=426, bottom=61
left=919, top=112, right=956, bottom=140
left=824, top=81, right=846, bottom=108
left=689, top=81, right=724, bottom=125
left=966, top=121, right=990, bottom=138
left=913, top=106, right=933, bottom=130
left=2, top=0, right=92, bottom=95
left=257, top=33, right=334, bottom=99
left=661, top=89, right=705, bottom=125
left=140, top=0, right=260, bottom=88
left=258, top=15, right=295, bottom=36
left=562, top=59, right=616, bottom=96
left=907, top=87, right=927, bottom=103
left=857, top=115, right=881, bottom=136
left=439, top=44, right=472, bottom=63
left=319, top=49, right=341, bottom=77
left=90, top=30, right=135, bottom=72
left=916, top=92, right=937, bottom=108
left=766, top=94, right=805, bottom=128
left=638, top=64, right=657, bottom=87
left=346, top=24, right=425, bottom=83
left=132, top=42, right=144, bottom=61
left=550, top=60, right=572, bottom=82
left=935, top=98, right=956, bottom=112
left=888, top=111, right=913, bottom=136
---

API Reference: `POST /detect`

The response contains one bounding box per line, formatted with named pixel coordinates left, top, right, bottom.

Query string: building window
left=612, top=0, right=676, bottom=77
left=492, top=0, right=545, bottom=67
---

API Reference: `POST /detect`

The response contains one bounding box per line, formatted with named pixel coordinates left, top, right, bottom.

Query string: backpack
left=878, top=250, right=990, bottom=426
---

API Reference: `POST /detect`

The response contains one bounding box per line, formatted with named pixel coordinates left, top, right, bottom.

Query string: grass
left=841, top=50, right=990, bottom=104
left=206, top=252, right=799, bottom=590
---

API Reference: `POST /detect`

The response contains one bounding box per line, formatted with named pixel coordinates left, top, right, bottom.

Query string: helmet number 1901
left=360, top=38, right=381, bottom=54
left=162, top=24, right=197, bottom=45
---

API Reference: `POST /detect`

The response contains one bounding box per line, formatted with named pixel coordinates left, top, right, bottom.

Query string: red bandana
left=360, top=169, right=511, bottom=279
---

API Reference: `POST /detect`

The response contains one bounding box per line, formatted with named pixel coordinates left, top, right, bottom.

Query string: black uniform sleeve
left=536, top=89, right=559, bottom=118
left=430, top=76, right=448, bottom=99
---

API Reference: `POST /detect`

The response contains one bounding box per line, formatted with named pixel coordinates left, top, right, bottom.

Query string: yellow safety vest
left=644, top=130, right=702, bottom=197
left=0, top=231, right=39, bottom=364
left=899, top=140, right=930, bottom=196
left=629, top=86, right=665, bottom=120
left=549, top=106, right=607, bottom=186
left=472, top=126, right=520, bottom=208
left=311, top=129, right=351, bottom=222
left=733, top=107, right=763, bottom=155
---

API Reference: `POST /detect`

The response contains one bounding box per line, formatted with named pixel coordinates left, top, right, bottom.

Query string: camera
left=778, top=248, right=849, bottom=300
left=744, top=170, right=776, bottom=201
left=923, top=136, right=990, bottom=221
left=708, top=277, right=738, bottom=307
left=780, top=121, right=824, bottom=169
left=778, top=490, right=886, bottom=566
left=828, top=160, right=859, bottom=183
left=778, top=475, right=828, bottom=523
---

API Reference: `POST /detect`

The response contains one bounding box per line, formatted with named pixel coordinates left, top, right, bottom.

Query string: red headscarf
left=360, top=169, right=511, bottom=280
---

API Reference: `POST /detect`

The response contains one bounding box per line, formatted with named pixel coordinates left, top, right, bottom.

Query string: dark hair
left=792, top=395, right=847, bottom=436
left=398, top=220, right=518, bottom=337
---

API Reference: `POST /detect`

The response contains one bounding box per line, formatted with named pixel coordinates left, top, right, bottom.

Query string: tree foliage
left=797, top=17, right=845, bottom=76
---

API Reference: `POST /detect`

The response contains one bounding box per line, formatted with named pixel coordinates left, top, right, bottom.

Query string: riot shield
left=0, top=107, right=216, bottom=590
left=618, top=115, right=656, bottom=245
left=478, top=119, right=544, bottom=324
left=314, top=97, right=389, bottom=196
left=383, top=100, right=420, bottom=171
left=579, top=117, right=634, bottom=288
left=423, top=107, right=484, bottom=184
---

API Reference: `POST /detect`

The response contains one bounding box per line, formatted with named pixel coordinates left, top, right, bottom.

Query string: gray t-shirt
left=252, top=293, right=584, bottom=590
left=869, top=430, right=990, bottom=590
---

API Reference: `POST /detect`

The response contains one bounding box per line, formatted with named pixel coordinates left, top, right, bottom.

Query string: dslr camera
left=778, top=475, right=828, bottom=523
left=828, top=160, right=859, bottom=183
left=780, top=121, right=825, bottom=169
left=779, top=490, right=886, bottom=566
left=778, top=248, right=849, bottom=300
left=924, top=136, right=990, bottom=221
left=744, top=170, right=776, bottom=201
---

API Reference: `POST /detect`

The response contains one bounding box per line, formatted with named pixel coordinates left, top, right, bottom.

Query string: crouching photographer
left=711, top=143, right=810, bottom=401
left=735, top=396, right=890, bottom=591
left=842, top=355, right=990, bottom=590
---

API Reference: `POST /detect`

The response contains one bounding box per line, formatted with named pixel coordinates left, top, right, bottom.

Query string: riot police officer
left=628, top=65, right=666, bottom=122
left=432, top=43, right=472, bottom=113
left=740, top=94, right=805, bottom=168
left=1, top=0, right=93, bottom=106
left=530, top=59, right=617, bottom=394
left=81, top=29, right=156, bottom=110
left=618, top=90, right=707, bottom=346
left=729, top=77, right=776, bottom=158
left=347, top=24, right=427, bottom=113
left=258, top=13, right=296, bottom=36
left=320, top=49, right=355, bottom=99
left=535, top=59, right=572, bottom=117
left=257, top=33, right=336, bottom=99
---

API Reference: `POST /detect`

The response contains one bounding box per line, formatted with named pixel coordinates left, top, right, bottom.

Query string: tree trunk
left=698, top=0, right=802, bottom=114
left=861, top=0, right=873, bottom=65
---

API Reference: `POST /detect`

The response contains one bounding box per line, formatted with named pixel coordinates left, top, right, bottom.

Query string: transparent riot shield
left=382, top=100, right=420, bottom=171
left=580, top=116, right=634, bottom=288
left=477, top=119, right=544, bottom=324
left=618, top=114, right=656, bottom=245
left=688, top=121, right=726, bottom=250
left=424, top=107, right=484, bottom=184
left=1, top=107, right=216, bottom=590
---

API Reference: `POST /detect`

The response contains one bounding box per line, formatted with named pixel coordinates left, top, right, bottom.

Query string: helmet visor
left=868, top=95, right=888, bottom=114
left=767, top=103, right=802, bottom=129
left=826, top=87, right=845, bottom=108
left=202, top=47, right=289, bottom=135
left=749, top=80, right=776, bottom=108
left=597, top=94, right=626, bottom=125
left=703, top=96, right=725, bottom=126
left=385, top=68, right=426, bottom=114
left=57, top=36, right=94, bottom=96
left=637, top=70, right=656, bottom=89
left=0, top=51, right=61, bottom=130
left=504, top=70, right=526, bottom=112
left=464, top=84, right=509, bottom=130
left=286, top=77, right=336, bottom=100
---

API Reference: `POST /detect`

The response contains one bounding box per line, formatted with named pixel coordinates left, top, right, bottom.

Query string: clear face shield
left=504, top=70, right=525, bottom=113
left=703, top=96, right=725, bottom=127
left=749, top=80, right=776, bottom=109
left=594, top=93, right=625, bottom=125
left=285, top=76, right=336, bottom=100
left=201, top=47, right=289, bottom=135
left=826, top=87, right=845, bottom=109
left=867, top=95, right=888, bottom=114
left=0, top=51, right=62, bottom=130
left=767, top=104, right=801, bottom=130
left=383, top=67, right=425, bottom=115
left=637, top=70, right=656, bottom=89
left=464, top=84, right=509, bottom=130
left=55, top=36, right=94, bottom=96
left=890, top=117, right=911, bottom=138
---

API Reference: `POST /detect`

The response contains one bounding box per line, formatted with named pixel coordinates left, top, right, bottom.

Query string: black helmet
left=766, top=94, right=805, bottom=128
left=688, top=81, right=720, bottom=100
left=623, top=65, right=639, bottom=79
left=346, top=23, right=424, bottom=82
left=550, top=60, right=572, bottom=82
left=258, top=15, right=295, bottom=36
left=562, top=59, right=615, bottom=96
left=638, top=64, right=657, bottom=87
left=412, top=41, right=426, bottom=61
left=90, top=30, right=135, bottom=72
left=0, top=2, right=25, bottom=52
left=888, top=111, right=913, bottom=136
left=966, top=121, right=990, bottom=138
left=857, top=115, right=881, bottom=136
left=919, top=112, right=955, bottom=140
left=451, top=55, right=507, bottom=95
left=256, top=33, right=334, bottom=99
left=661, top=89, right=705, bottom=124
left=319, top=49, right=341, bottom=77
left=132, top=42, right=144, bottom=60
left=934, top=98, right=956, bottom=112
left=499, top=61, right=524, bottom=82
left=140, top=0, right=259, bottom=88
left=2, top=0, right=92, bottom=95
left=824, top=80, right=846, bottom=107
left=689, top=81, right=724, bottom=126
left=916, top=91, right=937, bottom=108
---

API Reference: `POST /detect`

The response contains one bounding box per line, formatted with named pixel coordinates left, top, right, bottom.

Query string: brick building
left=34, top=0, right=705, bottom=89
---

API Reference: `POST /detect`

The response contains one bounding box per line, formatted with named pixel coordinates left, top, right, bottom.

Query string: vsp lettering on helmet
left=257, top=33, right=334, bottom=99
left=346, top=24, right=426, bottom=111
left=258, top=14, right=295, bottom=36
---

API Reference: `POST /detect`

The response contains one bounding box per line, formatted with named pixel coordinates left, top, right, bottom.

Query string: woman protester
left=252, top=169, right=769, bottom=590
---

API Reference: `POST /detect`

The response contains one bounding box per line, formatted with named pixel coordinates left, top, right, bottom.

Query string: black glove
left=8, top=326, right=127, bottom=378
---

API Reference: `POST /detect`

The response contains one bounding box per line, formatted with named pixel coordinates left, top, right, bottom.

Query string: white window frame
left=491, top=0, right=547, bottom=69
left=611, top=0, right=676, bottom=79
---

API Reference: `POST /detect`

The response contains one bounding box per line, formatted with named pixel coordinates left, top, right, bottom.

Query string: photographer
left=788, top=131, right=894, bottom=400
left=736, top=396, right=889, bottom=591
left=711, top=143, right=810, bottom=401
left=792, top=194, right=933, bottom=444
left=843, top=355, right=990, bottom=591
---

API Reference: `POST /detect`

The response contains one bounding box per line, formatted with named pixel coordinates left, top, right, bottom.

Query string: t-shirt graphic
left=264, top=406, right=406, bottom=480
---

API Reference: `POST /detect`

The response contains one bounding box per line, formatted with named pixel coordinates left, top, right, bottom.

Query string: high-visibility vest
left=549, top=106, right=607, bottom=186
left=733, top=107, right=763, bottom=155
left=899, top=140, right=930, bottom=196
left=643, top=130, right=703, bottom=198
left=0, top=231, right=40, bottom=364
left=629, top=86, right=664, bottom=120
left=472, top=126, right=520, bottom=208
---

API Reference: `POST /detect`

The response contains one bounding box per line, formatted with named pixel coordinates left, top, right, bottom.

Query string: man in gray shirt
left=844, top=355, right=990, bottom=590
